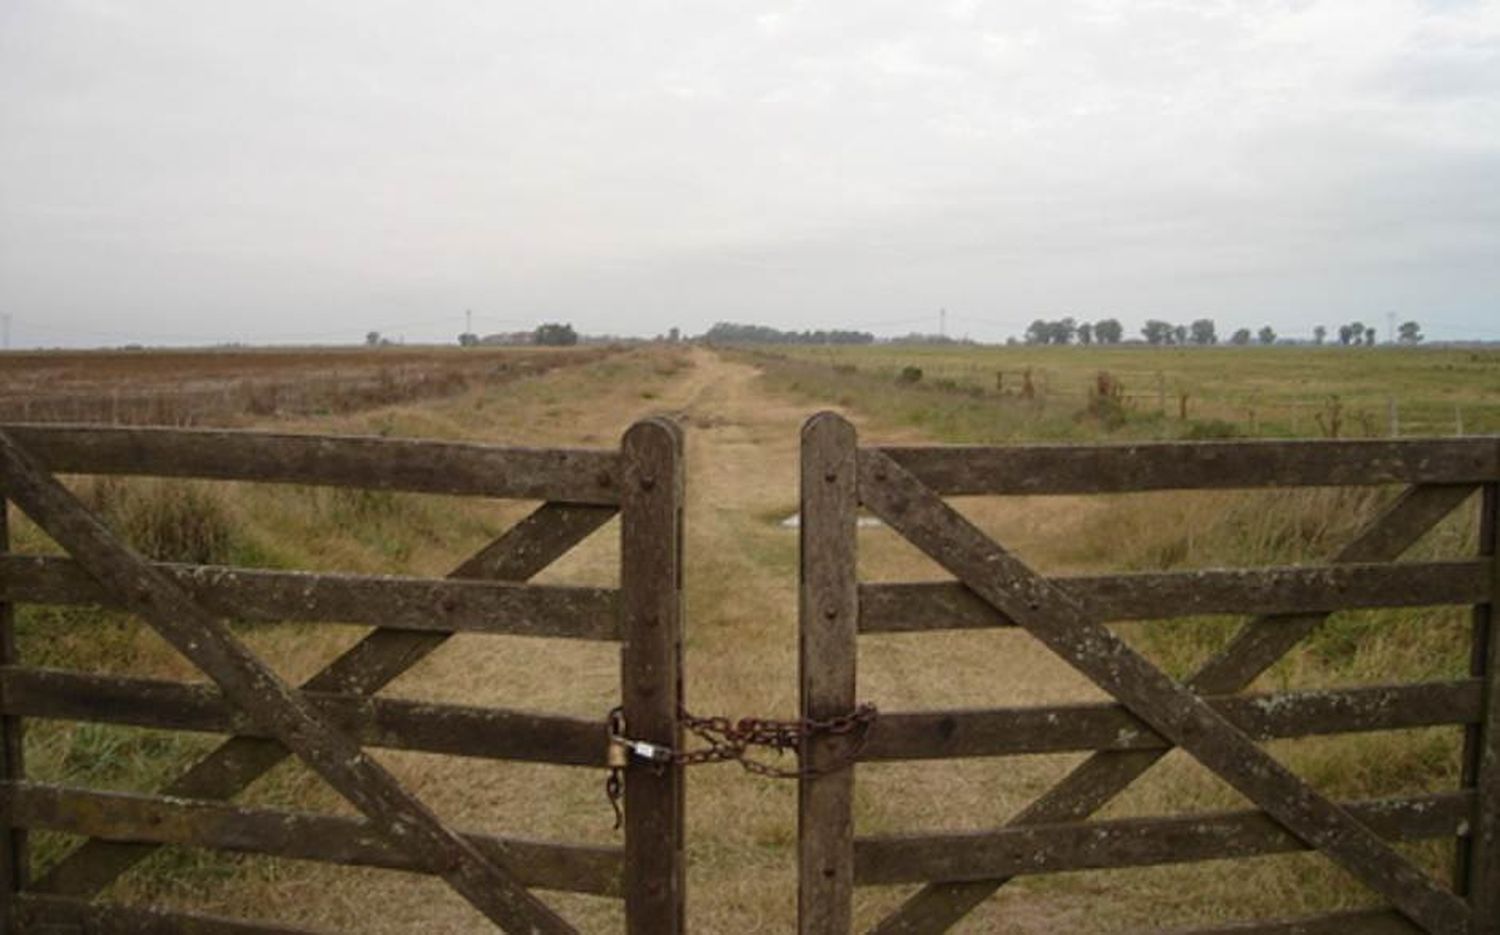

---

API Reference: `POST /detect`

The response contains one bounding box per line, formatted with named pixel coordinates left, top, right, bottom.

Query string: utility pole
left=466, top=308, right=473, bottom=335
left=939, top=307, right=946, bottom=339
left=1387, top=310, right=1396, bottom=345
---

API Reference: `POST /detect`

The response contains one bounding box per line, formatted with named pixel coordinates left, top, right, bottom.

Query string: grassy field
left=754, top=342, right=1500, bottom=442
left=2, top=341, right=1493, bottom=932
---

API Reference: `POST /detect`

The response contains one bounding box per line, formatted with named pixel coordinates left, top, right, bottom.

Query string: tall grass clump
left=77, top=476, right=239, bottom=565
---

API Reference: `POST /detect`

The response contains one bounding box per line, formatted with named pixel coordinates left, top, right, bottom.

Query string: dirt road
left=239, top=347, right=1102, bottom=933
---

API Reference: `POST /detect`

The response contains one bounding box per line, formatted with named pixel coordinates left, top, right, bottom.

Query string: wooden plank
left=853, top=792, right=1468, bottom=884
left=6, top=782, right=623, bottom=896
left=859, top=561, right=1486, bottom=632
left=858, top=449, right=1471, bottom=935
left=1462, top=482, right=1500, bottom=932
left=877, top=438, right=1498, bottom=496
left=1155, top=907, right=1421, bottom=934
left=862, top=680, right=1480, bottom=760
left=798, top=413, right=860, bottom=935
left=0, top=429, right=574, bottom=933
left=37, top=502, right=613, bottom=899
left=15, top=892, right=330, bottom=934
left=0, top=555, right=619, bottom=641
left=620, top=418, right=685, bottom=935
left=0, top=423, right=622, bottom=504
left=0, top=499, right=24, bottom=934
left=0, top=666, right=607, bottom=766
left=874, top=483, right=1474, bottom=934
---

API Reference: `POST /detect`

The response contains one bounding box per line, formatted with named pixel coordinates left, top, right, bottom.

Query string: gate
left=798, top=412, right=1498, bottom=934
left=0, top=418, right=684, bottom=933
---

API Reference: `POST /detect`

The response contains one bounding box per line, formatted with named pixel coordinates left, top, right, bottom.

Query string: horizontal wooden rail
left=852, top=792, right=1469, bottom=885
left=0, top=555, right=620, bottom=641
left=862, top=679, right=1480, bottom=760
left=1, top=667, right=608, bottom=767
left=0, top=424, right=622, bottom=504
left=6, top=782, right=623, bottom=897
left=1158, top=907, right=1419, bottom=934
left=859, top=560, right=1487, bottom=632
left=16, top=892, right=329, bottom=934
left=875, top=439, right=1498, bottom=496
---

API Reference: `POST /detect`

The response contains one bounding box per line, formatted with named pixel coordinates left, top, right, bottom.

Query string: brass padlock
left=607, top=737, right=629, bottom=769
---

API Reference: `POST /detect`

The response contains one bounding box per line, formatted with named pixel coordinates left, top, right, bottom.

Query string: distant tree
left=534, top=322, right=579, bottom=346
left=1094, top=318, right=1123, bottom=344
left=1049, top=317, right=1078, bottom=345
left=1141, top=319, right=1174, bottom=346
left=1172, top=324, right=1188, bottom=345
left=1025, top=319, right=1049, bottom=345
left=1190, top=318, right=1217, bottom=345
left=365, top=331, right=381, bottom=347
left=1337, top=324, right=1353, bottom=346
left=1257, top=325, right=1277, bottom=345
left=1313, top=325, right=1327, bottom=345
left=1230, top=328, right=1252, bottom=345
left=668, top=326, right=681, bottom=343
left=1349, top=322, right=1366, bottom=344
left=1077, top=322, right=1093, bottom=345
left=702, top=322, right=873, bottom=345
left=1398, top=320, right=1423, bottom=344
left=458, top=332, right=479, bottom=347
left=1364, top=329, right=1376, bottom=346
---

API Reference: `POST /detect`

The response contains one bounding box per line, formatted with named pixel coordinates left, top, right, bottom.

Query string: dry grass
left=5, top=344, right=1488, bottom=931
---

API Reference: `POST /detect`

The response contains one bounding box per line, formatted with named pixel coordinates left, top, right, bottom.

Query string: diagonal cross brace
left=857, top=447, right=1471, bottom=935
left=36, top=501, right=615, bottom=898
left=875, top=482, right=1476, bottom=934
left=0, top=429, right=574, bottom=934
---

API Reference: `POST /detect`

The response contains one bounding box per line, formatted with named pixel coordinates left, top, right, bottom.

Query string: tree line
left=703, top=322, right=875, bottom=345
left=1024, top=317, right=1423, bottom=346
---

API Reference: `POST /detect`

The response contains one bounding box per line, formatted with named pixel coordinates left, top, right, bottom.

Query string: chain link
left=604, top=703, right=878, bottom=823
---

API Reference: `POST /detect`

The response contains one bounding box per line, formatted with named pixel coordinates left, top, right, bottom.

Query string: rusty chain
left=604, top=703, right=877, bottom=827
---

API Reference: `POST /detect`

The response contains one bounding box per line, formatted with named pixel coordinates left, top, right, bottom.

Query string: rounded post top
left=801, top=410, right=855, bottom=443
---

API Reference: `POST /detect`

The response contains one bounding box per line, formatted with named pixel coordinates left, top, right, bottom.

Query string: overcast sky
left=2, top=1, right=1497, bottom=347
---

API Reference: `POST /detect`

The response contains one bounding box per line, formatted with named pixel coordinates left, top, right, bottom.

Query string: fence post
left=0, top=499, right=26, bottom=929
left=799, top=412, right=859, bottom=934
left=620, top=418, right=685, bottom=934
left=1461, top=481, right=1499, bottom=931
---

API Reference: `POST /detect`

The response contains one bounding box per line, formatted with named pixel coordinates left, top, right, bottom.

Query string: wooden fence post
left=620, top=418, right=685, bottom=934
left=799, top=412, right=859, bottom=934
left=0, top=498, right=27, bottom=930
left=1461, top=481, right=1499, bottom=931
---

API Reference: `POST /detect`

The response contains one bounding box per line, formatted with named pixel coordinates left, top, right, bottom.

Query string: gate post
left=0, top=498, right=26, bottom=931
left=1462, top=481, right=1499, bottom=932
left=620, top=418, right=685, bottom=934
left=798, top=413, right=859, bottom=934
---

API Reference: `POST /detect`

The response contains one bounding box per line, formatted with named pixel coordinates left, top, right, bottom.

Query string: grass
left=2, top=341, right=1492, bottom=931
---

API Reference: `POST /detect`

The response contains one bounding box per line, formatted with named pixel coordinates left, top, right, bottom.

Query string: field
left=1, top=341, right=1494, bottom=932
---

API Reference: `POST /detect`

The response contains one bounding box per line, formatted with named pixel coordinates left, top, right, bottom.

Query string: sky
left=2, top=0, right=1498, bottom=348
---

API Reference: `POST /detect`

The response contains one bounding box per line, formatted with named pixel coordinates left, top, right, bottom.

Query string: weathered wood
left=799, top=413, right=860, bottom=935
left=15, top=892, right=330, bottom=934
left=862, top=680, right=1481, bottom=760
left=859, top=560, right=1486, bottom=632
left=0, top=554, right=619, bottom=641
left=875, top=483, right=1475, bottom=935
left=0, top=498, right=25, bottom=934
left=1155, top=907, right=1421, bottom=934
left=877, top=438, right=1498, bottom=496
left=6, top=782, right=623, bottom=896
left=853, top=792, right=1468, bottom=884
left=0, top=666, right=607, bottom=766
left=1462, top=482, right=1500, bottom=932
left=620, top=418, right=684, bottom=935
left=0, top=429, right=573, bottom=933
left=858, top=449, right=1471, bottom=935
left=0, top=423, right=622, bottom=504
left=38, top=502, right=614, bottom=898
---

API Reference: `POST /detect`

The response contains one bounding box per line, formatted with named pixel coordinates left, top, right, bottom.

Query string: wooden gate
left=798, top=412, right=1498, bottom=934
left=0, top=418, right=685, bottom=933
